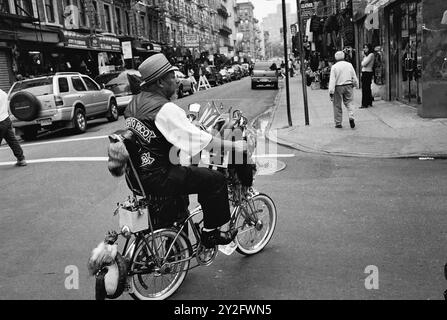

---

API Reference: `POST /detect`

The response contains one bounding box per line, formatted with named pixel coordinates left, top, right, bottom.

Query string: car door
left=82, top=76, right=106, bottom=115
left=71, top=76, right=92, bottom=116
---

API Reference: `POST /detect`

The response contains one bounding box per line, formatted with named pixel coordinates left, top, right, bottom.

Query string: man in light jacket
left=0, top=88, right=26, bottom=166
left=329, top=51, right=359, bottom=129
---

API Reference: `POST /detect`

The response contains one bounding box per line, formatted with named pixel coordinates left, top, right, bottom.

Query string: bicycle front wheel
left=234, top=193, right=277, bottom=255
left=129, top=228, right=191, bottom=300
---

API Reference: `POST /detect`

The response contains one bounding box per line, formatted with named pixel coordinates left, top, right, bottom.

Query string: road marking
left=0, top=157, right=108, bottom=166
left=0, top=135, right=108, bottom=151
left=253, top=153, right=295, bottom=158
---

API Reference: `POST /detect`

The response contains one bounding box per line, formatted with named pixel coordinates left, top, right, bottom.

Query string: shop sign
left=352, top=0, right=397, bottom=21
left=152, top=43, right=162, bottom=52
left=122, top=41, right=132, bottom=59
left=99, top=36, right=121, bottom=52
left=89, top=35, right=100, bottom=50
left=300, top=1, right=314, bottom=19
left=184, top=34, right=199, bottom=47
left=220, top=46, right=228, bottom=56
left=63, top=30, right=88, bottom=49
left=64, top=5, right=80, bottom=30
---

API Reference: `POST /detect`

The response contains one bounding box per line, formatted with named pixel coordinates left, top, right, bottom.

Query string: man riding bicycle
left=121, top=53, right=246, bottom=248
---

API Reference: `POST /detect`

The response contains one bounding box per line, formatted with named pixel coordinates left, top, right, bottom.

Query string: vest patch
left=125, top=117, right=156, bottom=143
left=140, top=152, right=155, bottom=167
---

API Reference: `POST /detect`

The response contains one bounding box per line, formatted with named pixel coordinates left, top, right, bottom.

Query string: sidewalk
left=266, top=75, right=447, bottom=158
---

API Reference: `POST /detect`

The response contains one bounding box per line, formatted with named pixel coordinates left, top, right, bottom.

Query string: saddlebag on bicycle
left=148, top=196, right=189, bottom=229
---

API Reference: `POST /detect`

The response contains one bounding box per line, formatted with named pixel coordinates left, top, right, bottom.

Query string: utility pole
left=296, top=0, right=309, bottom=125
left=281, top=0, right=292, bottom=127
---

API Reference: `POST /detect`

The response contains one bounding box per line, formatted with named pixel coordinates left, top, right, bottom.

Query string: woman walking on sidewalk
left=360, top=44, right=375, bottom=108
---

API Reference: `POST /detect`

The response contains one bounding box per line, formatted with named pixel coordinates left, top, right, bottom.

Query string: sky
left=248, top=0, right=297, bottom=20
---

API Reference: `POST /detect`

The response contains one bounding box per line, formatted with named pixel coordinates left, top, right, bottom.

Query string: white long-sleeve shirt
left=361, top=53, right=375, bottom=72
left=328, top=61, right=359, bottom=94
left=155, top=102, right=212, bottom=156
left=0, top=89, right=10, bottom=122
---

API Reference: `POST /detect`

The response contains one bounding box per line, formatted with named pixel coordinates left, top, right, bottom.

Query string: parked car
left=205, top=66, right=223, bottom=86
left=251, top=61, right=279, bottom=89
left=8, top=72, right=117, bottom=140
left=174, top=70, right=195, bottom=98
left=219, top=68, right=231, bottom=83
left=232, top=64, right=244, bottom=79
left=241, top=63, right=250, bottom=77
left=94, top=69, right=141, bottom=113
left=227, top=65, right=242, bottom=81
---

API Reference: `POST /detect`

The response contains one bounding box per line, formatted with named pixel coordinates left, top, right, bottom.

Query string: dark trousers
left=0, top=117, right=24, bottom=161
left=143, top=165, right=231, bottom=229
left=361, top=71, right=374, bottom=107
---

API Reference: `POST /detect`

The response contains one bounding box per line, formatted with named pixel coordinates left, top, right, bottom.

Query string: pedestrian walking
left=328, top=51, right=359, bottom=129
left=0, top=88, right=27, bottom=166
left=360, top=43, right=375, bottom=108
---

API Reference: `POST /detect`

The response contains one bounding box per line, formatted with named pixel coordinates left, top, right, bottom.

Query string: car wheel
left=20, top=126, right=38, bottom=141
left=9, top=91, right=42, bottom=121
left=273, top=83, right=279, bottom=89
left=178, top=85, right=184, bottom=98
left=189, top=87, right=194, bottom=95
left=251, top=83, right=256, bottom=89
left=107, top=99, right=119, bottom=122
left=73, top=107, right=87, bottom=133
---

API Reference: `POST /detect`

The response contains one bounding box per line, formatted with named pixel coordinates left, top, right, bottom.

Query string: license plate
left=260, top=79, right=269, bottom=82
left=38, top=118, right=52, bottom=126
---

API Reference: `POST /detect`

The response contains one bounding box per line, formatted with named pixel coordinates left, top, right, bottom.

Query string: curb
left=264, top=83, right=447, bottom=159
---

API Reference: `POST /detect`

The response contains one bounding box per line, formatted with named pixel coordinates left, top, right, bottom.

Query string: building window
left=92, top=1, right=100, bottom=28
left=77, top=0, right=87, bottom=27
left=0, top=0, right=10, bottom=14
left=44, top=0, right=55, bottom=23
left=16, top=0, right=34, bottom=17
left=104, top=4, right=112, bottom=33
left=115, top=7, right=122, bottom=34
left=125, top=11, right=131, bottom=34
left=140, top=13, right=146, bottom=37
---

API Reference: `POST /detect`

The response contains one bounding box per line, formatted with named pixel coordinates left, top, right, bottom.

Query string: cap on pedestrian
left=334, top=51, right=345, bottom=61
left=138, top=53, right=179, bottom=87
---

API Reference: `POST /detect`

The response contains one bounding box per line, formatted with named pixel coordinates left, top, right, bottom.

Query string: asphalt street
left=1, top=77, right=446, bottom=300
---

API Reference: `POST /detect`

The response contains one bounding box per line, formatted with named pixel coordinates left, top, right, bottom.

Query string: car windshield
left=254, top=62, right=276, bottom=71
left=10, top=77, right=53, bottom=95
left=175, top=71, right=186, bottom=78
left=95, top=70, right=140, bottom=95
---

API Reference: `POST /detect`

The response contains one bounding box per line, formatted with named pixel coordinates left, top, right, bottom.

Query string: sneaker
left=349, top=118, right=355, bottom=129
left=335, top=124, right=343, bottom=128
left=201, top=228, right=238, bottom=249
left=15, top=159, right=27, bottom=167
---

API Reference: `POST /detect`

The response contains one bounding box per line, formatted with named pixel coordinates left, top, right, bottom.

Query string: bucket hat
left=138, top=53, right=179, bottom=87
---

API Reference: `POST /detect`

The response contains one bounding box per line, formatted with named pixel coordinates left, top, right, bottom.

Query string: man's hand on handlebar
left=234, top=140, right=248, bottom=153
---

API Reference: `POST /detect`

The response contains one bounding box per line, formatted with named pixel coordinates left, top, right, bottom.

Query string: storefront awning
left=58, top=31, right=121, bottom=52
left=352, top=0, right=398, bottom=21
left=15, top=24, right=60, bottom=43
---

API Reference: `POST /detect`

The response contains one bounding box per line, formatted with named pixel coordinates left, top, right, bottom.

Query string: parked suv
left=8, top=72, right=118, bottom=140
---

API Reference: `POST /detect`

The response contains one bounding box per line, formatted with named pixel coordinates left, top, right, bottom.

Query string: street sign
left=184, top=34, right=199, bottom=47
left=301, top=1, right=314, bottom=19
left=122, top=41, right=132, bottom=59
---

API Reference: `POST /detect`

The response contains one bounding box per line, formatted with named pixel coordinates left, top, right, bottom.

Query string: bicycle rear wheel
left=234, top=193, right=277, bottom=255
left=129, top=228, right=191, bottom=300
